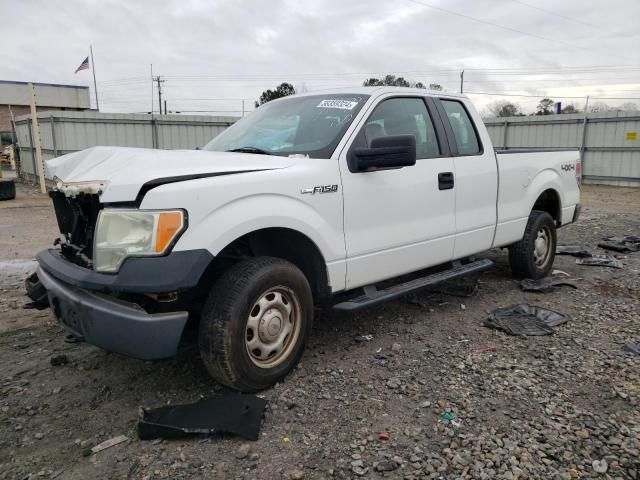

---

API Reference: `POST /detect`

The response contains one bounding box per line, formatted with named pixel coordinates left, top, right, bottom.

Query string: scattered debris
left=552, top=269, right=571, bottom=277
left=592, top=459, right=608, bottom=474
left=623, top=342, right=640, bottom=356
left=377, top=432, right=390, bottom=441
left=64, top=334, right=82, bottom=344
left=375, top=460, right=397, bottom=472
left=469, top=346, right=496, bottom=356
left=576, top=254, right=623, bottom=269
left=235, top=443, right=251, bottom=459
left=598, top=235, right=640, bottom=253
left=138, top=395, right=268, bottom=441
left=91, top=435, right=129, bottom=454
left=484, top=304, right=571, bottom=336
left=556, top=245, right=591, bottom=257
left=50, top=354, right=69, bottom=366
left=353, top=334, right=373, bottom=343
left=520, top=276, right=578, bottom=292
left=441, top=412, right=456, bottom=421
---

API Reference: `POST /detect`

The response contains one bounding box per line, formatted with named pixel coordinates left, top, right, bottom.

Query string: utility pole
left=164, top=100, right=167, bottom=115
left=28, top=83, right=46, bottom=194
left=90, top=45, right=100, bottom=111
left=460, top=70, right=464, bottom=94
left=153, top=75, right=165, bottom=114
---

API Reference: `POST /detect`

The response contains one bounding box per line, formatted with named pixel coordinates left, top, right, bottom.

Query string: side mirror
left=350, top=135, right=416, bottom=172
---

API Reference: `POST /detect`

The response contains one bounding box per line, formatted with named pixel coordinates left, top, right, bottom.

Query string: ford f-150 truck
left=35, top=87, right=581, bottom=391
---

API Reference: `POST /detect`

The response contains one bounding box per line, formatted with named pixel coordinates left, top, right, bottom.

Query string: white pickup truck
left=36, top=87, right=581, bottom=391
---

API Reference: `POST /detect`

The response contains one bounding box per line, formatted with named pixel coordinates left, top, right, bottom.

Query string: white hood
left=46, top=146, right=293, bottom=202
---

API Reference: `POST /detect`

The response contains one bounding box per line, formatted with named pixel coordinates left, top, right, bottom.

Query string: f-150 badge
left=301, top=185, right=338, bottom=194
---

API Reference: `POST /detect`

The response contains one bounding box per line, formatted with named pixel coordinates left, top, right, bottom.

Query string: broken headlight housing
left=94, top=209, right=185, bottom=273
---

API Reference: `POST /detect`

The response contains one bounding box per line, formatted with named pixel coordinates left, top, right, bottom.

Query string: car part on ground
left=556, top=245, right=592, bottom=257
left=509, top=211, right=557, bottom=279
left=576, top=254, right=623, bottom=269
left=424, top=280, right=479, bottom=297
left=199, top=257, right=313, bottom=392
left=598, top=236, right=640, bottom=253
left=520, top=276, right=578, bottom=292
left=24, top=272, right=49, bottom=309
left=137, top=394, right=268, bottom=441
left=484, top=304, right=571, bottom=336
left=0, top=179, right=15, bottom=201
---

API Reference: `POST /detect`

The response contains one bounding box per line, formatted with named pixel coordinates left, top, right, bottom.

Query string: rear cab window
left=440, top=99, right=482, bottom=156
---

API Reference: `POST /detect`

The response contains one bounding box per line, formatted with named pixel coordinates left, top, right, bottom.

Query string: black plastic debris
left=556, top=245, right=591, bottom=257
left=598, top=236, right=640, bottom=253
left=575, top=254, right=622, bottom=269
left=520, top=277, right=578, bottom=292
left=484, top=304, right=571, bottom=336
left=138, top=394, right=267, bottom=441
left=24, top=272, right=49, bottom=310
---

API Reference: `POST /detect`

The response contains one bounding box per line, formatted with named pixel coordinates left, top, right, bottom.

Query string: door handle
left=438, top=172, right=454, bottom=190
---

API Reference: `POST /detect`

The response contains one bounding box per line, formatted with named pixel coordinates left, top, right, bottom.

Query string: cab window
left=441, top=100, right=481, bottom=155
left=356, top=97, right=441, bottom=159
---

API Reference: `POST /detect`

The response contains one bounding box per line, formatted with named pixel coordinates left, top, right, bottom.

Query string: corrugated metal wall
left=13, top=110, right=237, bottom=179
left=484, top=112, right=640, bottom=187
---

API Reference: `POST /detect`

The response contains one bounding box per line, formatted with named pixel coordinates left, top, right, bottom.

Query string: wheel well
left=532, top=189, right=561, bottom=225
left=198, top=228, right=330, bottom=300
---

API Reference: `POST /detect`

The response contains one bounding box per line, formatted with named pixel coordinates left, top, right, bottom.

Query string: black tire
left=0, top=180, right=16, bottom=201
left=199, top=256, right=313, bottom=392
left=508, top=210, right=557, bottom=279
left=25, top=272, right=49, bottom=309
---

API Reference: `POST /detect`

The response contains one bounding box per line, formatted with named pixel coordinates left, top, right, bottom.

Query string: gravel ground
left=1, top=182, right=639, bottom=480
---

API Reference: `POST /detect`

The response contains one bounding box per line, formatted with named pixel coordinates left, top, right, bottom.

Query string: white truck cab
left=36, top=87, right=581, bottom=391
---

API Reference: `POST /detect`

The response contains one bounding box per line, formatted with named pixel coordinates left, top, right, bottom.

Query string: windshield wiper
left=226, top=147, right=273, bottom=155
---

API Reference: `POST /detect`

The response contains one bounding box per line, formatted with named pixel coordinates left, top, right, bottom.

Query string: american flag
left=74, top=56, right=89, bottom=73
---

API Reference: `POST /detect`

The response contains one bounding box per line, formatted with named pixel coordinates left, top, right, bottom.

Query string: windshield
left=203, top=94, right=370, bottom=158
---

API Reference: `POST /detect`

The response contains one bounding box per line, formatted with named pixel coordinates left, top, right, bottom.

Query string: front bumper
left=38, top=267, right=188, bottom=360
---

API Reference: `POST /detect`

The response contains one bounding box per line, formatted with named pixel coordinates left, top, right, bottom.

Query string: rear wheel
left=199, top=257, right=313, bottom=392
left=508, top=210, right=557, bottom=279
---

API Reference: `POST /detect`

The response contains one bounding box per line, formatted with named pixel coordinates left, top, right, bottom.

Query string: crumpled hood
left=46, top=146, right=294, bottom=202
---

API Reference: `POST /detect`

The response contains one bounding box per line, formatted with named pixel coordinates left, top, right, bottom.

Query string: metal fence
left=13, top=110, right=237, bottom=180
left=484, top=112, right=640, bottom=187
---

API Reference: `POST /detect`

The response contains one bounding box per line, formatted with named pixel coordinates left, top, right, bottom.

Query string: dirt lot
left=1, top=182, right=639, bottom=480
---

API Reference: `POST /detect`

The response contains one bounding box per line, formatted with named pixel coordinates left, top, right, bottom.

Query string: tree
left=428, top=83, right=443, bottom=91
left=362, top=74, right=427, bottom=89
left=255, top=82, right=296, bottom=107
left=589, top=102, right=614, bottom=113
left=619, top=102, right=639, bottom=112
left=536, top=98, right=554, bottom=115
left=560, top=104, right=579, bottom=114
left=487, top=100, right=522, bottom=117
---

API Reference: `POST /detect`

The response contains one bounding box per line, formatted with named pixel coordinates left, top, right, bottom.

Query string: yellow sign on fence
left=626, top=131, right=637, bottom=141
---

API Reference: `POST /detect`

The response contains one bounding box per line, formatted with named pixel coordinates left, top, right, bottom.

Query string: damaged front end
left=49, top=179, right=108, bottom=269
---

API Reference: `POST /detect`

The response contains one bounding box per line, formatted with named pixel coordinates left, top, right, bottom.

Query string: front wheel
left=508, top=210, right=557, bottom=279
left=199, top=257, right=313, bottom=392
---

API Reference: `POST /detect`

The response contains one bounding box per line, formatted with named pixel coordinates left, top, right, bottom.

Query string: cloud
left=5, top=0, right=639, bottom=114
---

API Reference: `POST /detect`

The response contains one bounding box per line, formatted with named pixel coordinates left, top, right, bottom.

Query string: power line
left=510, top=0, right=599, bottom=29
left=401, top=0, right=634, bottom=62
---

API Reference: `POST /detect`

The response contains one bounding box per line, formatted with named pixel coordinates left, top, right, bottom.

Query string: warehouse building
left=0, top=80, right=90, bottom=144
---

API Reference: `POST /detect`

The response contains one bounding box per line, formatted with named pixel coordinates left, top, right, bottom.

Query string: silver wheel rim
left=245, top=286, right=301, bottom=369
left=533, top=226, right=552, bottom=268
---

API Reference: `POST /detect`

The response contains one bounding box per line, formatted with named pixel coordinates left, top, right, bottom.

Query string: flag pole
left=90, top=45, right=99, bottom=111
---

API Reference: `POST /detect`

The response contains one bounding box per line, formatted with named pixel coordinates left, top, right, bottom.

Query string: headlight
left=94, top=209, right=185, bottom=273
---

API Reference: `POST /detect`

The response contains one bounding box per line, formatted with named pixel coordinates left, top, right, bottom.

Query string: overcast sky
left=5, top=0, right=640, bottom=115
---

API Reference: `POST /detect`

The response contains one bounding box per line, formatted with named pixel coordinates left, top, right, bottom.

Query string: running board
left=333, top=258, right=493, bottom=312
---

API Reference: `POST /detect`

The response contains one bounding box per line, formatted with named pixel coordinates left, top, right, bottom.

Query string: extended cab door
left=434, top=98, right=498, bottom=259
left=339, top=95, right=456, bottom=289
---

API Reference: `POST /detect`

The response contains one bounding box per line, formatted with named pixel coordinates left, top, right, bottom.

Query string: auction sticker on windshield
left=317, top=99, right=359, bottom=110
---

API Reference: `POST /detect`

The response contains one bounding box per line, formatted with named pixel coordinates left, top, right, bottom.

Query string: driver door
left=339, top=95, right=457, bottom=289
